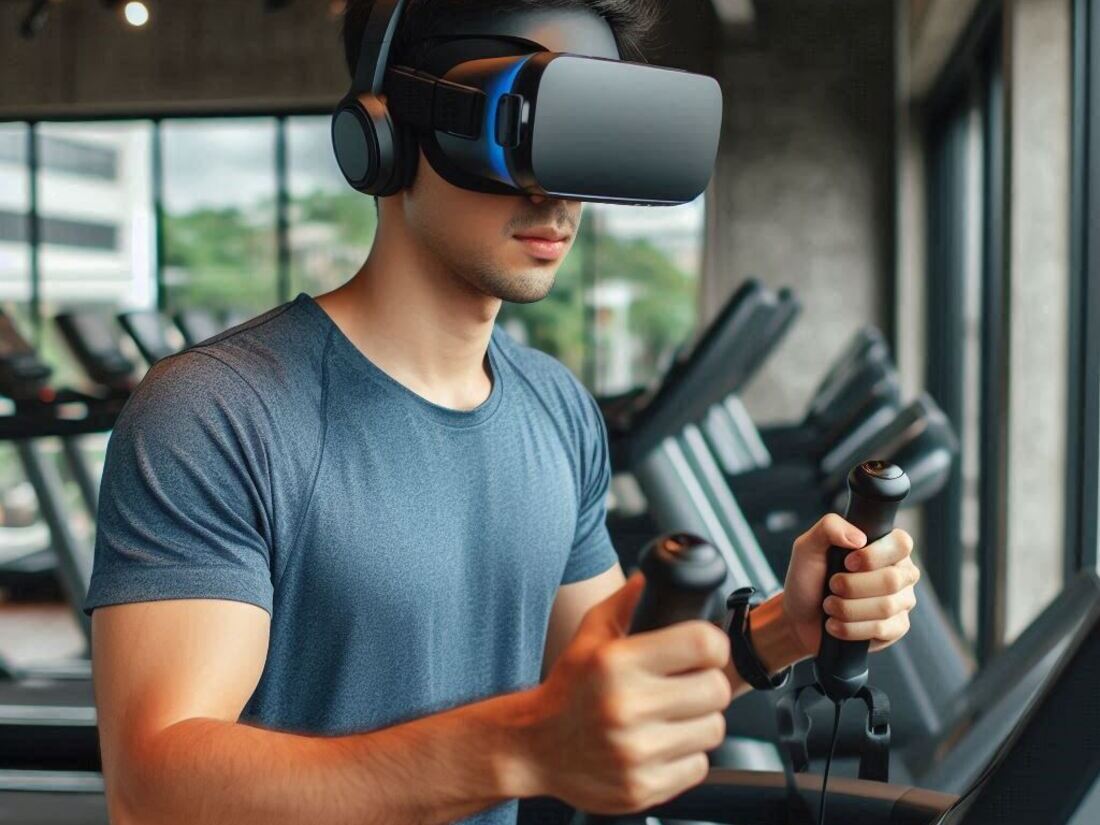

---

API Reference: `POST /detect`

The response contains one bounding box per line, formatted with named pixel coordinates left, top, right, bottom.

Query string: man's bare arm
left=93, top=599, right=541, bottom=825
left=542, top=564, right=626, bottom=680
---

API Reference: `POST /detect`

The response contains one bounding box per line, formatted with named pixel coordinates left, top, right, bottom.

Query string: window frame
left=921, top=0, right=1009, bottom=662
left=1066, top=0, right=1100, bottom=577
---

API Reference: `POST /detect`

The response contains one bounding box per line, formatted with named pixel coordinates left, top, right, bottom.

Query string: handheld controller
left=576, top=533, right=728, bottom=825
left=629, top=533, right=729, bottom=633
left=813, top=461, right=911, bottom=702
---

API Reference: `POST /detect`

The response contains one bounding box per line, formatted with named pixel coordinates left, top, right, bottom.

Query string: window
left=499, top=196, right=705, bottom=393
left=286, top=115, right=376, bottom=298
left=161, top=118, right=279, bottom=319
left=924, top=77, right=989, bottom=647
left=0, top=124, right=33, bottom=546
left=38, top=216, right=119, bottom=251
left=1067, top=0, right=1100, bottom=576
left=0, top=123, right=31, bottom=312
left=590, top=199, right=704, bottom=395
left=1, top=114, right=706, bottom=400
left=36, top=121, right=155, bottom=391
left=921, top=0, right=1073, bottom=657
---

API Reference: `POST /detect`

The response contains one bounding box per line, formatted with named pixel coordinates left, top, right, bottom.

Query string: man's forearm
left=114, top=688, right=544, bottom=825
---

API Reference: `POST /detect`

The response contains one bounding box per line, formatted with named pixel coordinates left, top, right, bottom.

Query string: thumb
left=582, top=570, right=647, bottom=640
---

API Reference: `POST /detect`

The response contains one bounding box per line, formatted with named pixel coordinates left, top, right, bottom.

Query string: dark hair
left=341, top=0, right=663, bottom=77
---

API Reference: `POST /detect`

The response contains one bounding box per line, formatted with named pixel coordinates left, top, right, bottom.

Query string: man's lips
left=514, top=233, right=570, bottom=260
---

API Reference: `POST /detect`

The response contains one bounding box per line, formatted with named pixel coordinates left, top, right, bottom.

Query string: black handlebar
left=628, top=532, right=728, bottom=633
left=813, top=461, right=910, bottom=702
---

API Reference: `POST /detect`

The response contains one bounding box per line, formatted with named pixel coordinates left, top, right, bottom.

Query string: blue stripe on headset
left=486, top=55, right=532, bottom=185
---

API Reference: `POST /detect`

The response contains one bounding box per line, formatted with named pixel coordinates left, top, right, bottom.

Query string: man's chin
left=471, top=267, right=557, bottom=304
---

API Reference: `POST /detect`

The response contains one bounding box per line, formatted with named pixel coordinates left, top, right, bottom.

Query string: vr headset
left=332, top=0, right=723, bottom=205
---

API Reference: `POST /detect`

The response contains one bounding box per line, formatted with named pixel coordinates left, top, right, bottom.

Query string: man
left=87, top=1, right=921, bottom=823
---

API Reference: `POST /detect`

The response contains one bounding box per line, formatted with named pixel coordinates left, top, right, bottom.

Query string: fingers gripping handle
left=577, top=534, right=728, bottom=825
left=812, top=461, right=910, bottom=702
left=629, top=533, right=729, bottom=634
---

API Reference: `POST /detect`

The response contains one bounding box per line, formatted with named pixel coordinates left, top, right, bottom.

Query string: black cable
left=818, top=700, right=844, bottom=825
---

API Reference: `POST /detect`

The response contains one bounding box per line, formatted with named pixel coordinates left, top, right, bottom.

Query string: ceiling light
left=711, top=0, right=755, bottom=26
left=123, top=1, right=149, bottom=27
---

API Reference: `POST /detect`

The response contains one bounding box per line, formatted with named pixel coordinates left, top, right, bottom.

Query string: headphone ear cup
left=332, top=94, right=402, bottom=197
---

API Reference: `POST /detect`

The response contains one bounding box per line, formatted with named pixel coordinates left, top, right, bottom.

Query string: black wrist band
left=725, top=586, right=792, bottom=691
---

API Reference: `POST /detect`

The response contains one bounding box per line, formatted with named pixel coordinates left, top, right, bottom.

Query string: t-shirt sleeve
left=560, top=387, right=619, bottom=585
left=84, top=351, right=276, bottom=616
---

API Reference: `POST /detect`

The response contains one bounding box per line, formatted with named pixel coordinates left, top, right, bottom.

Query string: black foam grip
left=814, top=462, right=910, bottom=702
left=630, top=583, right=708, bottom=634
left=628, top=533, right=728, bottom=635
left=581, top=534, right=728, bottom=825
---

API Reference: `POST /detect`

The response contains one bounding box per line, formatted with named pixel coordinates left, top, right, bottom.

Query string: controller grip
left=579, top=534, right=728, bottom=825
left=629, top=533, right=728, bottom=633
left=813, top=462, right=910, bottom=702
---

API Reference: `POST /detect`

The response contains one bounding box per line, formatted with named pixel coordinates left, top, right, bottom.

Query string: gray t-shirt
left=86, top=293, right=618, bottom=824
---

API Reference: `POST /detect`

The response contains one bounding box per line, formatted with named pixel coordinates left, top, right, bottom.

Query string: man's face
left=396, top=148, right=584, bottom=304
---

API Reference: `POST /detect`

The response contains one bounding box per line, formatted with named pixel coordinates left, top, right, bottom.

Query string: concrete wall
left=0, top=0, right=715, bottom=118
left=0, top=0, right=349, bottom=117
left=1003, top=0, right=1072, bottom=640
left=703, top=0, right=896, bottom=424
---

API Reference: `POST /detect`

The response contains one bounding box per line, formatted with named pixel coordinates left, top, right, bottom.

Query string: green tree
left=165, top=194, right=698, bottom=391
left=499, top=210, right=697, bottom=389
left=163, top=205, right=278, bottom=315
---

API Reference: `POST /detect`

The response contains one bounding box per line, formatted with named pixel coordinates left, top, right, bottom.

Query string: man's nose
left=528, top=193, right=582, bottom=214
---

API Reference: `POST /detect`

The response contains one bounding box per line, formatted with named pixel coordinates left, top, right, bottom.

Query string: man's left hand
left=781, top=514, right=920, bottom=659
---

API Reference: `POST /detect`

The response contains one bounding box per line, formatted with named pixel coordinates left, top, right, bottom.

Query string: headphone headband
left=352, top=0, right=409, bottom=96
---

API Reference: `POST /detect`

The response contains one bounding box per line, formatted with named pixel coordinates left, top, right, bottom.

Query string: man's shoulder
left=126, top=297, right=331, bottom=429
left=184, top=297, right=330, bottom=388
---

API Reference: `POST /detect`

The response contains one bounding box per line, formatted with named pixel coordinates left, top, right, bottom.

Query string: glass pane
left=0, top=122, right=31, bottom=314
left=498, top=196, right=705, bottom=393
left=498, top=213, right=588, bottom=381
left=286, top=116, right=376, bottom=297
left=0, top=125, right=37, bottom=562
left=589, top=197, right=705, bottom=395
left=162, top=118, right=279, bottom=321
left=36, top=121, right=155, bottom=391
left=958, top=91, right=985, bottom=647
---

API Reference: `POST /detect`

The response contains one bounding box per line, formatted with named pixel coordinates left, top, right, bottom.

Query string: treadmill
left=173, top=307, right=227, bottom=348
left=722, top=393, right=959, bottom=566
left=618, top=380, right=1089, bottom=808
left=116, top=309, right=182, bottom=366
left=0, top=311, right=116, bottom=773
left=615, top=297, right=974, bottom=758
left=12, top=575, right=1095, bottom=825
left=641, top=569, right=1100, bottom=825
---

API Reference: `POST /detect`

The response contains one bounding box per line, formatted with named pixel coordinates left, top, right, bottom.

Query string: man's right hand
left=522, top=571, right=733, bottom=815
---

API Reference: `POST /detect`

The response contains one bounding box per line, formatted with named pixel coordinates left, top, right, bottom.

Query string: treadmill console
left=54, top=312, right=135, bottom=394
left=0, top=310, right=52, bottom=401
left=118, top=310, right=179, bottom=365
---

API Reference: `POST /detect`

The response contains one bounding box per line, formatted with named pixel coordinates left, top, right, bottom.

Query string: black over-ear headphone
left=331, top=2, right=722, bottom=205
left=331, top=0, right=416, bottom=197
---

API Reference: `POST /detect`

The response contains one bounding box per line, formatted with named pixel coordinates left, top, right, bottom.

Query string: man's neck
left=316, top=230, right=500, bottom=412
